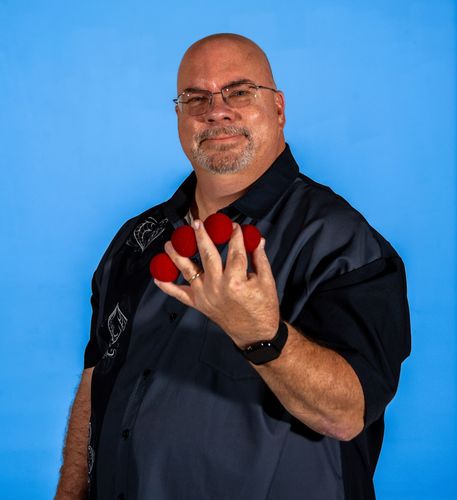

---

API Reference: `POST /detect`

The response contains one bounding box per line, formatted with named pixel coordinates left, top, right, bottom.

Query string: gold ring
left=187, top=270, right=203, bottom=284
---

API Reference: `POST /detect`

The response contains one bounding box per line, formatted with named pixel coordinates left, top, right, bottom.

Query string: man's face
left=176, top=40, right=285, bottom=175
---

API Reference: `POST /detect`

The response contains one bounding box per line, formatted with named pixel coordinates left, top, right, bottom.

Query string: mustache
left=196, top=126, right=251, bottom=144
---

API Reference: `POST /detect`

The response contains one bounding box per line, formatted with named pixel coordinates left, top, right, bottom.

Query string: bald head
left=177, top=33, right=276, bottom=93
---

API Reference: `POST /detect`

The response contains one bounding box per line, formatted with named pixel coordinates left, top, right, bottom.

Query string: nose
left=204, top=93, right=237, bottom=123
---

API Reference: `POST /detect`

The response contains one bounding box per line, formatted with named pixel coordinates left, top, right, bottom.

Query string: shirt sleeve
left=83, top=270, right=103, bottom=368
left=82, top=217, right=139, bottom=369
left=292, top=255, right=411, bottom=427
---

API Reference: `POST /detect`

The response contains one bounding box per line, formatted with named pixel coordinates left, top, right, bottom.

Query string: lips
left=205, top=135, right=241, bottom=141
left=197, top=127, right=250, bottom=145
left=200, top=134, right=246, bottom=146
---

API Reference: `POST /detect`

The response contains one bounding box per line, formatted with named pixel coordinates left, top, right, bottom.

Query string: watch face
left=244, top=343, right=281, bottom=365
left=242, top=321, right=288, bottom=365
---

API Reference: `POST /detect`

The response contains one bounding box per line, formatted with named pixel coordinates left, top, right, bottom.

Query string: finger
left=164, top=240, right=202, bottom=283
left=154, top=279, right=194, bottom=308
left=193, top=219, right=223, bottom=276
left=225, top=223, right=248, bottom=278
left=251, top=238, right=274, bottom=282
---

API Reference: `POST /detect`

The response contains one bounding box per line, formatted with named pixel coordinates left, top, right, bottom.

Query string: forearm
left=56, top=367, right=93, bottom=499
left=252, top=323, right=365, bottom=441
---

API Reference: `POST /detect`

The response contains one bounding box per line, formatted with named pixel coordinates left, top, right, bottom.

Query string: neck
left=192, top=174, right=248, bottom=222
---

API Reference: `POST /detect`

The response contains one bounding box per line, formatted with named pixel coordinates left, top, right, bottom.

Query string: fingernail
left=232, top=223, right=237, bottom=230
left=193, top=220, right=201, bottom=230
left=259, top=238, right=265, bottom=249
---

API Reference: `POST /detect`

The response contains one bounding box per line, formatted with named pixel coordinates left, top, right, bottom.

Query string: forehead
left=177, top=40, right=270, bottom=93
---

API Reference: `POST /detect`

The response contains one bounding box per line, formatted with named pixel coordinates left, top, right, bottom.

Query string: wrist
left=235, top=322, right=279, bottom=350
left=236, top=320, right=289, bottom=366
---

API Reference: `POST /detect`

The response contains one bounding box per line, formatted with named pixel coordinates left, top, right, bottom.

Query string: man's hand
left=155, top=219, right=365, bottom=440
left=154, top=220, right=280, bottom=348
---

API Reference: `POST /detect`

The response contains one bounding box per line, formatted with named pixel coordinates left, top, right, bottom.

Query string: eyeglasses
left=173, top=82, right=278, bottom=116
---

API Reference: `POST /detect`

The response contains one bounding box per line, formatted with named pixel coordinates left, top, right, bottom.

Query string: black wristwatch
left=240, top=321, right=289, bottom=365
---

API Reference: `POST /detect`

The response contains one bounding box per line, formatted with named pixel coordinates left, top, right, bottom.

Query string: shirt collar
left=163, top=143, right=300, bottom=223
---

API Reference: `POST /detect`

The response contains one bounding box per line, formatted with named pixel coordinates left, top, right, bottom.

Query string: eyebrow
left=180, top=79, right=255, bottom=94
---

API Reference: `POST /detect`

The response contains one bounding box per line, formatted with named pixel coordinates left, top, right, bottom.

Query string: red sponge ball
left=150, top=252, right=179, bottom=282
left=171, top=225, right=197, bottom=257
left=241, top=224, right=262, bottom=253
left=204, top=213, right=233, bottom=245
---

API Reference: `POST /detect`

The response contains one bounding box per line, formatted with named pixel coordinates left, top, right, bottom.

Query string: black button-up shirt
left=84, top=144, right=410, bottom=500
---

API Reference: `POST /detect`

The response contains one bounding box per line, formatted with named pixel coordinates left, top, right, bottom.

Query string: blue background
left=1, top=1, right=455, bottom=498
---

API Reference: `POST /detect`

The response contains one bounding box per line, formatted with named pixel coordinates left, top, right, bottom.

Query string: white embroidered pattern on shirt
left=127, top=216, right=168, bottom=252
left=103, top=303, right=128, bottom=358
left=87, top=421, right=95, bottom=482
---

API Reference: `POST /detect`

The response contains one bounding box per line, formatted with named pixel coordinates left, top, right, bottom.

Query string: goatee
left=191, top=126, right=254, bottom=174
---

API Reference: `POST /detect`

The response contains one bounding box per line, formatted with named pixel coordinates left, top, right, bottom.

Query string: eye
left=184, top=95, right=208, bottom=106
left=187, top=96, right=206, bottom=103
left=179, top=91, right=210, bottom=107
left=228, top=87, right=254, bottom=98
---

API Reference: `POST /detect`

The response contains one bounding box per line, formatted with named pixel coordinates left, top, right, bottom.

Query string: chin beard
left=190, top=126, right=255, bottom=174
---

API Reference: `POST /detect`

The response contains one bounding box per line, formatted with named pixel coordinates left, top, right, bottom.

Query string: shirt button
left=143, top=369, right=151, bottom=378
left=117, top=494, right=125, bottom=500
left=121, top=429, right=130, bottom=440
left=169, top=312, right=178, bottom=322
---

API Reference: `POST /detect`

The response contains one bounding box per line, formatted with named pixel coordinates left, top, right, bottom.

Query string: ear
left=275, top=91, right=286, bottom=128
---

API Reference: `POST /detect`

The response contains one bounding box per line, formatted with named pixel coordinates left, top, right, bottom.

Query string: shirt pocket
left=198, top=320, right=260, bottom=380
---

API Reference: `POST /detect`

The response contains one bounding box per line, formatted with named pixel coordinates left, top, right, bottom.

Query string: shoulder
left=291, top=171, right=396, bottom=260
left=276, top=170, right=400, bottom=292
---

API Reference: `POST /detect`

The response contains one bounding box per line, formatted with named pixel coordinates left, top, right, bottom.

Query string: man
left=56, top=34, right=410, bottom=499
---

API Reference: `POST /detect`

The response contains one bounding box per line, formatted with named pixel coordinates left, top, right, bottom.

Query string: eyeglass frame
left=173, top=81, right=280, bottom=116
